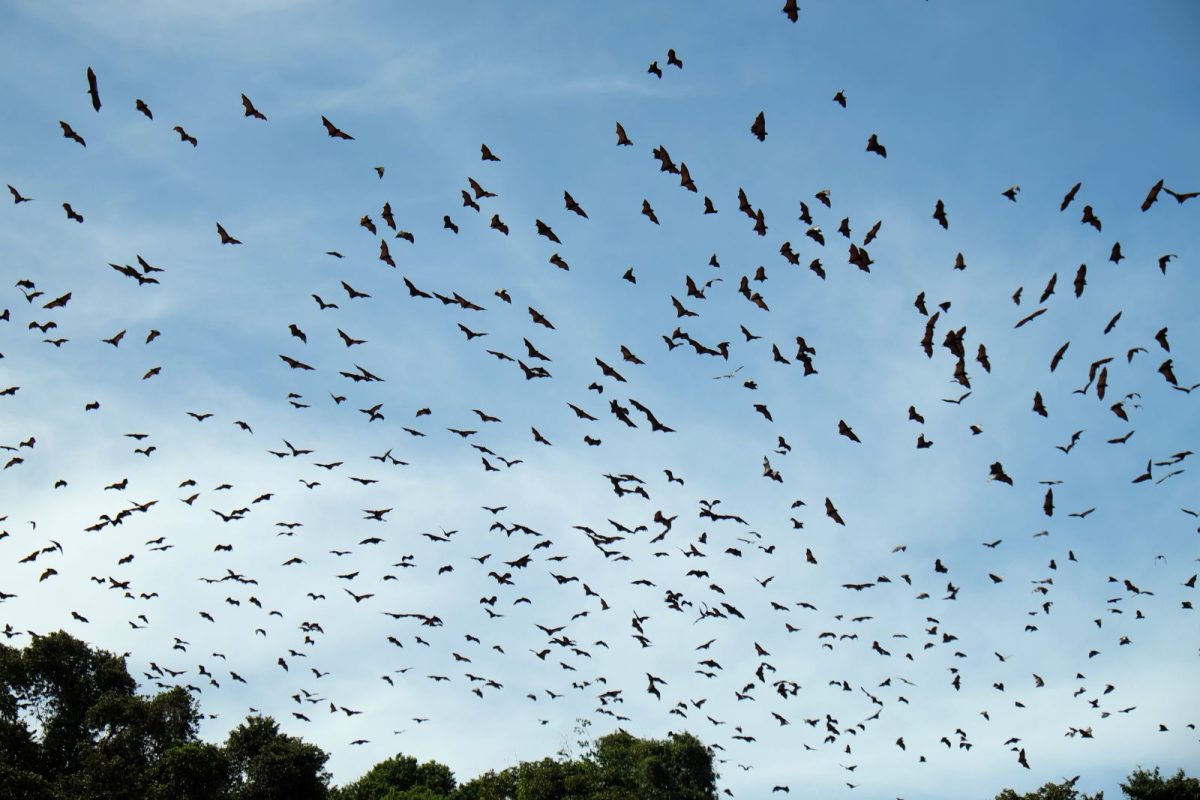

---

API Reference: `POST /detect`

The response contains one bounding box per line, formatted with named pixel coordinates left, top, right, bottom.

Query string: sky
left=1, top=1, right=1198, bottom=798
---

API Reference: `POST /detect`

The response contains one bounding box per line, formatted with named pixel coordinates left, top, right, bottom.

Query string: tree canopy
left=448, top=729, right=717, bottom=800
left=332, top=753, right=456, bottom=800
left=1120, top=768, right=1200, bottom=800
left=0, top=631, right=327, bottom=800
left=997, top=767, right=1200, bottom=800
left=2, top=633, right=1194, bottom=800
left=2, top=632, right=715, bottom=800
left=996, top=778, right=1104, bottom=800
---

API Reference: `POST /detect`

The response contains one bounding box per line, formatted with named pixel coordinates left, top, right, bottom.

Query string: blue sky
left=1, top=1, right=1198, bottom=798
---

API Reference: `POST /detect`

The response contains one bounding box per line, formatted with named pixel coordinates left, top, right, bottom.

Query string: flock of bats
left=2, top=4, right=1197, bottom=796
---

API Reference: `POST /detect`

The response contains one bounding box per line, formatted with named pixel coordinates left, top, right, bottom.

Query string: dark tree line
left=0, top=632, right=330, bottom=799
left=997, top=769, right=1200, bottom=800
left=0, top=632, right=716, bottom=799
left=1, top=633, right=1193, bottom=799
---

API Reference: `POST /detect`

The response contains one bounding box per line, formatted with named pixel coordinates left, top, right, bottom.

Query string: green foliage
left=225, top=716, right=330, bottom=800
left=0, top=762, right=54, bottom=800
left=996, top=768, right=1200, bottom=800
left=1, top=631, right=192, bottom=799
left=0, top=632, right=327, bottom=800
left=451, top=769, right=515, bottom=800
left=995, top=778, right=1103, bottom=800
left=334, top=752, right=455, bottom=799
left=6, top=632, right=1197, bottom=800
left=145, top=742, right=234, bottom=800
left=1120, top=767, right=1200, bottom=800
left=452, top=729, right=716, bottom=800
left=588, top=730, right=717, bottom=800
left=0, top=630, right=136, bottom=779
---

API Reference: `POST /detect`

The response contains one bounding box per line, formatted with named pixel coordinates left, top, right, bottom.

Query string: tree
left=0, top=632, right=213, bottom=799
left=588, top=731, right=717, bottom=800
left=451, top=730, right=716, bottom=800
left=145, top=741, right=234, bottom=800
left=0, top=632, right=325, bottom=800
left=333, top=753, right=455, bottom=799
left=225, top=715, right=331, bottom=800
left=450, top=768, right=516, bottom=800
left=1120, top=768, right=1200, bottom=800
left=996, top=768, right=1200, bottom=800
left=0, top=630, right=137, bottom=780
left=0, top=762, right=54, bottom=800
left=995, top=778, right=1103, bottom=800
left=69, top=686, right=205, bottom=799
